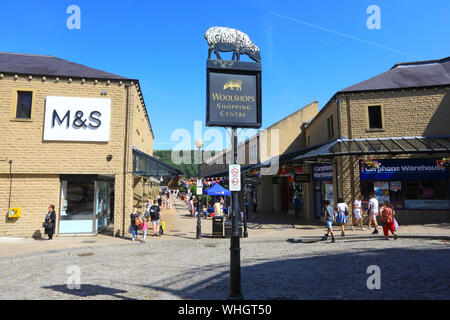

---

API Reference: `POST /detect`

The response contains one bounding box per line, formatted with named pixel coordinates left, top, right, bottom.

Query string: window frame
left=327, top=115, right=334, bottom=138
left=11, top=89, right=36, bottom=121
left=366, top=104, right=385, bottom=131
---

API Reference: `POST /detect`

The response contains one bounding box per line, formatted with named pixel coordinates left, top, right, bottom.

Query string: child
left=141, top=217, right=148, bottom=243
left=323, top=200, right=336, bottom=242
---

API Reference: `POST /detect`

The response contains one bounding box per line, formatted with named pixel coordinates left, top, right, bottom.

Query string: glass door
left=95, top=180, right=108, bottom=232
left=59, top=179, right=95, bottom=234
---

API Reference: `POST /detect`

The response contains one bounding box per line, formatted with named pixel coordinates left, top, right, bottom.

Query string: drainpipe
left=122, top=84, right=132, bottom=237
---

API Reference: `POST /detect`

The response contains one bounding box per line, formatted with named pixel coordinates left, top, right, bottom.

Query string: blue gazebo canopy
left=204, top=183, right=231, bottom=196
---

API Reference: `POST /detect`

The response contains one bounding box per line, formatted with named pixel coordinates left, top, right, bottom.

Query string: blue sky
left=1, top=0, right=449, bottom=150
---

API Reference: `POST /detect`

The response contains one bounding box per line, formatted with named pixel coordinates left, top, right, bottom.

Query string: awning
left=249, top=143, right=329, bottom=170
left=133, top=148, right=181, bottom=177
left=293, top=136, right=450, bottom=161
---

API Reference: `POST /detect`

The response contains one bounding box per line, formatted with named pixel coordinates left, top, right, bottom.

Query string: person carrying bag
left=43, top=205, right=56, bottom=240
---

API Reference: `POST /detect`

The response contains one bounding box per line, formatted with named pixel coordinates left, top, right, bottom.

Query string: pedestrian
left=380, top=201, right=398, bottom=240
left=145, top=199, right=152, bottom=218
left=149, top=200, right=162, bottom=236
left=193, top=197, right=199, bottom=217
left=157, top=194, right=162, bottom=207
left=190, top=196, right=196, bottom=217
left=166, top=192, right=171, bottom=209
left=43, top=204, right=56, bottom=241
left=293, top=195, right=301, bottom=217
left=214, top=198, right=222, bottom=217
left=323, top=200, right=335, bottom=242
left=130, top=207, right=141, bottom=241
left=351, top=195, right=365, bottom=231
left=335, top=197, right=349, bottom=237
left=368, top=193, right=379, bottom=234
left=141, top=217, right=149, bottom=243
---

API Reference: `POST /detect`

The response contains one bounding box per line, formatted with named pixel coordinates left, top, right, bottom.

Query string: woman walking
left=130, top=207, right=141, bottom=241
left=335, top=198, right=349, bottom=237
left=351, top=195, right=365, bottom=231
left=381, top=201, right=398, bottom=240
left=43, top=205, right=56, bottom=240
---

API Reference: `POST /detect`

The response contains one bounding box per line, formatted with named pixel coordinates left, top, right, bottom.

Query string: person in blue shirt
left=323, top=200, right=336, bottom=242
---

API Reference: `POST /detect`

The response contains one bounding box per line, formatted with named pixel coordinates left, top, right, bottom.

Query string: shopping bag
left=128, top=224, right=132, bottom=234
left=394, top=219, right=399, bottom=231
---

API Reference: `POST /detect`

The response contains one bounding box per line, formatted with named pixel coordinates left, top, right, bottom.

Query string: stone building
left=0, top=52, right=178, bottom=237
left=296, top=57, right=450, bottom=224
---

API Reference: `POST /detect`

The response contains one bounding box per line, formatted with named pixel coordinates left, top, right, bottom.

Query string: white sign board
left=229, top=164, right=241, bottom=191
left=196, top=180, right=203, bottom=195
left=43, top=96, right=111, bottom=142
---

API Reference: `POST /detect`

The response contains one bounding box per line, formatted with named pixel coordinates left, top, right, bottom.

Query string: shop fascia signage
left=312, top=163, right=333, bottom=181
left=360, top=160, right=446, bottom=174
left=43, top=96, right=111, bottom=142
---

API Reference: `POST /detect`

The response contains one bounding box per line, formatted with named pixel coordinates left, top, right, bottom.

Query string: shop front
left=312, top=163, right=334, bottom=219
left=272, top=165, right=306, bottom=216
left=359, top=158, right=450, bottom=211
left=59, top=174, right=115, bottom=234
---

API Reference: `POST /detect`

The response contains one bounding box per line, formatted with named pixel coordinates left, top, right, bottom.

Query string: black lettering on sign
left=52, top=110, right=70, bottom=128
left=73, top=111, right=87, bottom=128
left=88, top=111, right=102, bottom=128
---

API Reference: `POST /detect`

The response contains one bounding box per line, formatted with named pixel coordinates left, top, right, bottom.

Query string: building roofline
left=390, top=56, right=450, bottom=70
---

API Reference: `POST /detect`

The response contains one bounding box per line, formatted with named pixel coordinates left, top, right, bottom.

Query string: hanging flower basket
left=436, top=157, right=450, bottom=169
left=362, top=158, right=381, bottom=169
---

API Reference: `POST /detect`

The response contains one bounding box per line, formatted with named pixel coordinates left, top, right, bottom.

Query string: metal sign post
left=204, top=26, right=262, bottom=300
left=228, top=127, right=243, bottom=300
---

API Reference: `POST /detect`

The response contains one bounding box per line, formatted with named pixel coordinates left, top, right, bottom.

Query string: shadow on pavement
left=136, top=246, right=450, bottom=300
left=42, top=284, right=137, bottom=300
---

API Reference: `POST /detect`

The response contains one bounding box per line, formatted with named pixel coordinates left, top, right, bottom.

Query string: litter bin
left=224, top=219, right=243, bottom=238
left=212, top=216, right=224, bottom=238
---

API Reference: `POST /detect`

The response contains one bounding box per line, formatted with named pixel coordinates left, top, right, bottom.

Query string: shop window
left=15, top=91, right=33, bottom=119
left=360, top=179, right=449, bottom=210
left=327, top=116, right=334, bottom=138
left=404, top=180, right=449, bottom=210
left=368, top=105, right=383, bottom=129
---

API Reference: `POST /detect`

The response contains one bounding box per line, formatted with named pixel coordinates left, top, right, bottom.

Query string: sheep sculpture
left=205, top=26, right=261, bottom=63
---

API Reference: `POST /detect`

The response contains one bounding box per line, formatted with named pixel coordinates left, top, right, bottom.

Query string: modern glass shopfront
left=359, top=158, right=450, bottom=210
left=58, top=175, right=115, bottom=234
left=312, top=163, right=334, bottom=219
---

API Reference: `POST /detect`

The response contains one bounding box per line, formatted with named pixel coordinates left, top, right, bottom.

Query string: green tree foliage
left=153, top=150, right=217, bottom=178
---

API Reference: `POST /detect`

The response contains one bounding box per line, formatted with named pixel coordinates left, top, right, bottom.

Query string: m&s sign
left=43, top=96, right=111, bottom=142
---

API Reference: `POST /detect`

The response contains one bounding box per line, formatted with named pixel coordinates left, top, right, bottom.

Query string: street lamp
left=195, top=139, right=204, bottom=239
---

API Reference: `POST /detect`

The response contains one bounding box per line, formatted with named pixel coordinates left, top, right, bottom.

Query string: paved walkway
left=0, top=197, right=449, bottom=260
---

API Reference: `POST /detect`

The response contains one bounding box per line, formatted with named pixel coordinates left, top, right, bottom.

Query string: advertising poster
left=374, top=181, right=390, bottom=203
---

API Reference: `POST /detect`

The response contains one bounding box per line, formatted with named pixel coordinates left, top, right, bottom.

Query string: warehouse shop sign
left=43, top=96, right=111, bottom=142
left=312, top=164, right=333, bottom=181
left=359, top=159, right=449, bottom=180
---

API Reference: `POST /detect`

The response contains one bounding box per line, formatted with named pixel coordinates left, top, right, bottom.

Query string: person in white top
left=351, top=195, right=365, bottom=231
left=368, top=193, right=379, bottom=234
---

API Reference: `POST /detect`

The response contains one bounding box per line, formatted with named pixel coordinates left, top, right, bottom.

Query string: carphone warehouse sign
left=43, top=96, right=111, bottom=142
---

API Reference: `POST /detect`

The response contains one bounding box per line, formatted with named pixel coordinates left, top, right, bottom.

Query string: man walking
left=368, top=193, right=379, bottom=234
left=149, top=200, right=162, bottom=236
